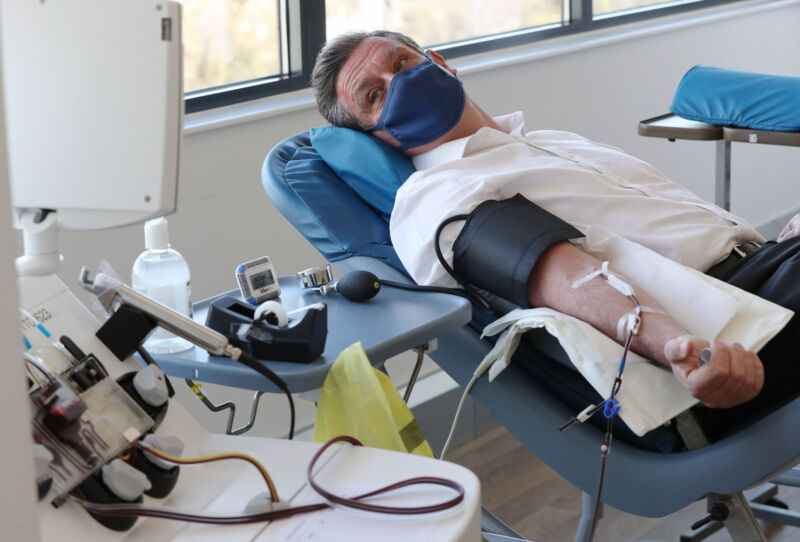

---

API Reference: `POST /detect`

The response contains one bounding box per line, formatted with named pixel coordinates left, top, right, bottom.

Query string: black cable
left=378, top=279, right=473, bottom=300
left=235, top=351, right=295, bottom=440
left=307, top=436, right=465, bottom=515
left=433, top=214, right=493, bottom=311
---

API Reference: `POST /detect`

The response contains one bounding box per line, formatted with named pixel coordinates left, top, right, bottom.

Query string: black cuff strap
left=451, top=194, right=584, bottom=307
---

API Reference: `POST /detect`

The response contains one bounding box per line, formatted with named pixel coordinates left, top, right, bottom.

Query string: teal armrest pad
left=670, top=65, right=800, bottom=132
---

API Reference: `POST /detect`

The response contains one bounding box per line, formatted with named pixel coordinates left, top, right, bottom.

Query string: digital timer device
left=235, top=256, right=280, bottom=305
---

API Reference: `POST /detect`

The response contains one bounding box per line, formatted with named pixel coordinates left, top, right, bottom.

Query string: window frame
left=184, top=0, right=744, bottom=114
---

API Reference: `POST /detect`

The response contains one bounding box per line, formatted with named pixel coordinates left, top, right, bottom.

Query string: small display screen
left=251, top=269, right=275, bottom=290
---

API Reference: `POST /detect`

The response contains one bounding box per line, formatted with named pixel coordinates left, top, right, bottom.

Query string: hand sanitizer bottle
left=132, top=217, right=193, bottom=354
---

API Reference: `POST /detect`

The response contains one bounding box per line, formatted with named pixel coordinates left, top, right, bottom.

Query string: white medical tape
left=615, top=306, right=665, bottom=341
left=576, top=404, right=597, bottom=423
left=570, top=261, right=649, bottom=341
left=571, top=261, right=634, bottom=296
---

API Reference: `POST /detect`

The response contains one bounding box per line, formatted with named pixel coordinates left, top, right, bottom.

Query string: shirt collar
left=411, top=111, right=527, bottom=171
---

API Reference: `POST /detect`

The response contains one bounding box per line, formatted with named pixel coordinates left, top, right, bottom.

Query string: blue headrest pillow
left=670, top=65, right=800, bottom=132
left=309, top=126, right=416, bottom=220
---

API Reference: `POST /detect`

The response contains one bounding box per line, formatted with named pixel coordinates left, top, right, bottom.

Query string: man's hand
left=778, top=213, right=800, bottom=242
left=664, top=336, right=764, bottom=408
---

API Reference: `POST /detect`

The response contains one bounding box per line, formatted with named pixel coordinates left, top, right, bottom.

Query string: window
left=183, top=0, right=281, bottom=93
left=325, top=1, right=562, bottom=47
left=184, top=0, right=739, bottom=113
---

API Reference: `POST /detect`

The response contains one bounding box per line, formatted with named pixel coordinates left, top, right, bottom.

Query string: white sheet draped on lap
left=480, top=228, right=793, bottom=436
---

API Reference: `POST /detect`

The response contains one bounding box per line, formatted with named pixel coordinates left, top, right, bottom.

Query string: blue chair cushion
left=670, top=65, right=800, bottom=132
left=262, top=132, right=406, bottom=273
left=309, top=126, right=416, bottom=220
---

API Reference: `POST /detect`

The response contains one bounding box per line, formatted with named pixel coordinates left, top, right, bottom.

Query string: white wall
left=40, top=0, right=800, bottom=438
left=0, top=34, right=41, bottom=541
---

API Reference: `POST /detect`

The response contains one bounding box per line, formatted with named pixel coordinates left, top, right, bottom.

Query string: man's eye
left=369, top=90, right=382, bottom=103
left=396, top=58, right=407, bottom=71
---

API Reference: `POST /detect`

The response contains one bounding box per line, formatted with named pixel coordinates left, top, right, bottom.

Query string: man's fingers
left=664, top=336, right=690, bottom=363
left=686, top=342, right=764, bottom=407
left=686, top=344, right=730, bottom=406
left=778, top=214, right=800, bottom=242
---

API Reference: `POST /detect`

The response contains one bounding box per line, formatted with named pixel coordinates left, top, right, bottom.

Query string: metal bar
left=185, top=379, right=266, bottom=436
left=574, top=491, right=601, bottom=542
left=724, top=492, right=767, bottom=542
left=715, top=139, right=731, bottom=211
left=403, top=345, right=426, bottom=403
left=772, top=467, right=800, bottom=487
left=750, top=501, right=800, bottom=527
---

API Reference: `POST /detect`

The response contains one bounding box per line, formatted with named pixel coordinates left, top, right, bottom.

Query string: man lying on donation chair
left=309, top=30, right=800, bottom=447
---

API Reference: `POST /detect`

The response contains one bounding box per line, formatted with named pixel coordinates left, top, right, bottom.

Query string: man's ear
left=426, top=49, right=457, bottom=77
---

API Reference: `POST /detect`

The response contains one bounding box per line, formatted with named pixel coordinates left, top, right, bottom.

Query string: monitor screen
left=1, top=0, right=182, bottom=230
left=251, top=269, right=275, bottom=290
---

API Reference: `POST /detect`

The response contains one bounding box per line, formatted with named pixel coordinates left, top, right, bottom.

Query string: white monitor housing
left=1, top=0, right=182, bottom=274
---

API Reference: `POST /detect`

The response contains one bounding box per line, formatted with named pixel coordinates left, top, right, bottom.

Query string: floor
left=447, top=426, right=800, bottom=542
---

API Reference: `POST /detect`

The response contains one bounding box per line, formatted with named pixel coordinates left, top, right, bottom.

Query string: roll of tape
left=254, top=300, right=288, bottom=328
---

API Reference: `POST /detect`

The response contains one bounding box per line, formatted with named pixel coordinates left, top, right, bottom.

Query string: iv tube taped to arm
left=568, top=260, right=642, bottom=541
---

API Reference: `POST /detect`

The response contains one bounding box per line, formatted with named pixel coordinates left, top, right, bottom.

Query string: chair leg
left=748, top=482, right=800, bottom=527
left=724, top=492, right=768, bottom=542
left=575, top=492, right=602, bottom=542
left=771, top=466, right=800, bottom=487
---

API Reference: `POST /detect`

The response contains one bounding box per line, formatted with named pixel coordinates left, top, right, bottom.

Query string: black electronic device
left=205, top=297, right=327, bottom=363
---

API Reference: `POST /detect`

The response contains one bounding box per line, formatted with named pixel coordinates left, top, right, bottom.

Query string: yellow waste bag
left=313, top=342, right=434, bottom=458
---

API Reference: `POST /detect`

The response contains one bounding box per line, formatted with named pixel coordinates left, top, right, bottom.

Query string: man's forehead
left=336, top=37, right=415, bottom=95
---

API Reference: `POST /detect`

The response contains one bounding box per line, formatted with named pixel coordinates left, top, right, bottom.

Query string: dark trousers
left=695, top=237, right=800, bottom=442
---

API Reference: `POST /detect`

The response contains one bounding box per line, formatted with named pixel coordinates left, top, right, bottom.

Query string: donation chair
left=262, top=130, right=800, bottom=542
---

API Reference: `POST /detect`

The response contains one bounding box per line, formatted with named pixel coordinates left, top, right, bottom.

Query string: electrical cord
left=433, top=214, right=493, bottom=311
left=378, top=279, right=473, bottom=300
left=133, top=441, right=279, bottom=502
left=307, top=435, right=465, bottom=515
left=233, top=350, right=295, bottom=440
left=72, top=497, right=327, bottom=525
left=74, top=435, right=465, bottom=525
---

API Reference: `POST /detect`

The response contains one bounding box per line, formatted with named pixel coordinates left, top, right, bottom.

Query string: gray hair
left=311, top=30, right=424, bottom=129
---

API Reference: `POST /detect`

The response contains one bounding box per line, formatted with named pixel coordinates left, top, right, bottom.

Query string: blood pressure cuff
left=452, top=194, right=584, bottom=307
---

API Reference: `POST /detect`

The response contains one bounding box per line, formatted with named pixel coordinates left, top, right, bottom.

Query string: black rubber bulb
left=336, top=271, right=381, bottom=302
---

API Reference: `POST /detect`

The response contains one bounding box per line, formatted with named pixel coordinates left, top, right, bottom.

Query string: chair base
left=678, top=483, right=800, bottom=542
left=481, top=505, right=529, bottom=541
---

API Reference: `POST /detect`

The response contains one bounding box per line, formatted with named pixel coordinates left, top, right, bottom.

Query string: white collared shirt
left=389, top=112, right=764, bottom=288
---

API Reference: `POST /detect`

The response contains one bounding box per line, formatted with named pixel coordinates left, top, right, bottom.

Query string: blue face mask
left=365, top=53, right=465, bottom=151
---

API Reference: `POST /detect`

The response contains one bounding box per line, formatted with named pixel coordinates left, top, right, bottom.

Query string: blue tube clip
left=603, top=398, right=620, bottom=419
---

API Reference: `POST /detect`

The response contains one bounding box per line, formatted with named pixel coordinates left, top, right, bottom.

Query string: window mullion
left=298, top=0, right=326, bottom=82
left=570, top=0, right=594, bottom=30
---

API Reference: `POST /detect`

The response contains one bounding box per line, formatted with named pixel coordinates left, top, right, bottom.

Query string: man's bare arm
left=525, top=242, right=764, bottom=408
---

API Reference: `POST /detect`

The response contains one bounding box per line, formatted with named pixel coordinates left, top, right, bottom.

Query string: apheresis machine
left=0, top=2, right=479, bottom=540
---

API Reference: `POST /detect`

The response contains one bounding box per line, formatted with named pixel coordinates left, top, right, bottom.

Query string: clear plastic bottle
left=131, top=217, right=193, bottom=354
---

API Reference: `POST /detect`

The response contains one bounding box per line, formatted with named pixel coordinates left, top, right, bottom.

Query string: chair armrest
left=333, top=255, right=416, bottom=284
